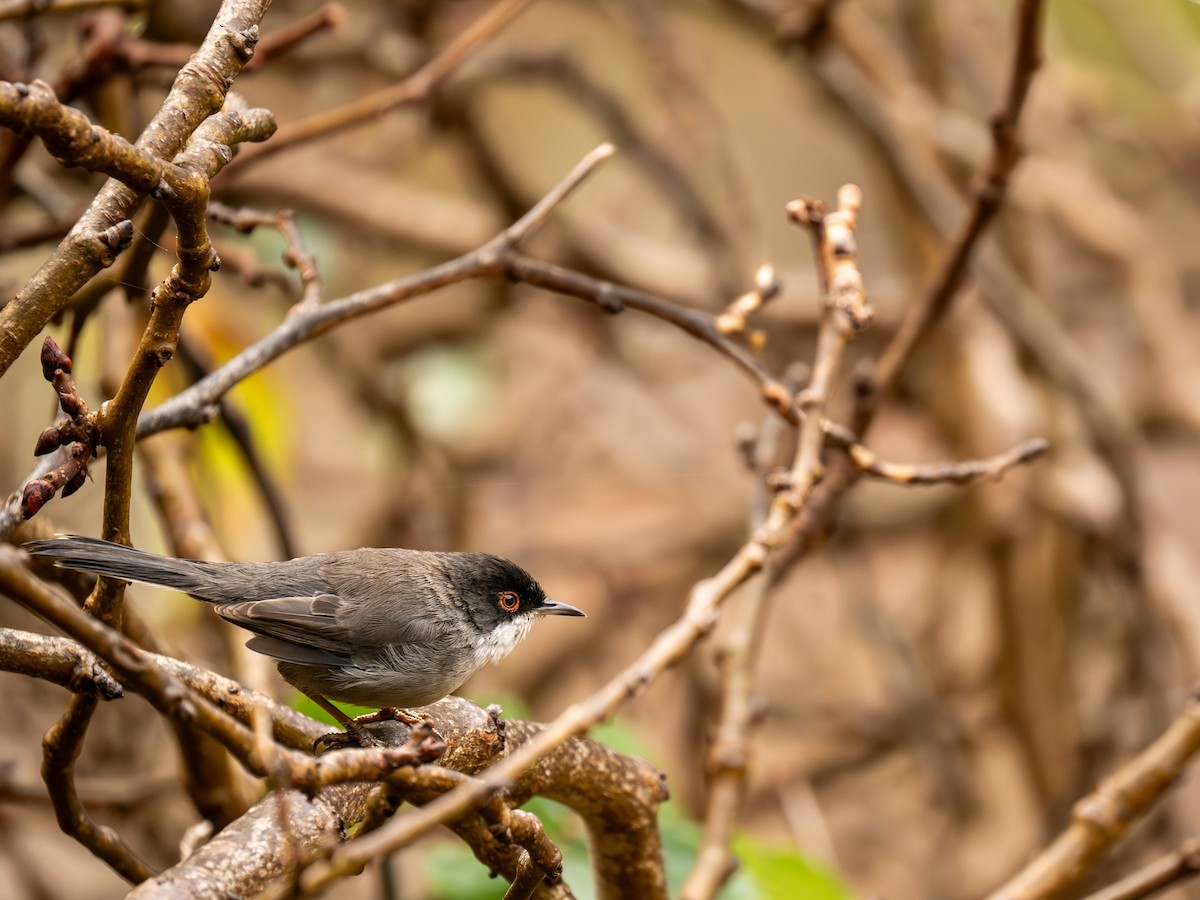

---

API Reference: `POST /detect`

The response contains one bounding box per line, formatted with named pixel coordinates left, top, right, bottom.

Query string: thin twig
left=0, top=0, right=143, bottom=21
left=224, top=0, right=533, bottom=175
left=246, top=3, right=345, bottom=72
left=208, top=200, right=323, bottom=312
left=985, top=696, right=1200, bottom=900
left=681, top=373, right=805, bottom=899
left=1079, top=839, right=1200, bottom=900
left=847, top=437, right=1048, bottom=485
left=785, top=185, right=869, bottom=504
left=860, top=0, right=1045, bottom=423
left=493, top=143, right=617, bottom=247
left=680, top=574, right=766, bottom=899
left=453, top=50, right=748, bottom=294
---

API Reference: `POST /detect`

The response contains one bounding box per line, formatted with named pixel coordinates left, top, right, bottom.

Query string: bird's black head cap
left=448, top=552, right=547, bottom=620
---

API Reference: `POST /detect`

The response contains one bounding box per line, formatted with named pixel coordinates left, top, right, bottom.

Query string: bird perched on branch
left=26, top=535, right=584, bottom=726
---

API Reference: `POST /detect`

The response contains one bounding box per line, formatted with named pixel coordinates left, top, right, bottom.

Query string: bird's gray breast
left=308, top=550, right=485, bottom=707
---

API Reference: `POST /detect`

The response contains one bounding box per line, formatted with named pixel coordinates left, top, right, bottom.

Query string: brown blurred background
left=3, top=0, right=1200, bottom=897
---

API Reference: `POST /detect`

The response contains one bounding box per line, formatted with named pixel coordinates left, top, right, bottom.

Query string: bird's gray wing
left=215, top=594, right=352, bottom=667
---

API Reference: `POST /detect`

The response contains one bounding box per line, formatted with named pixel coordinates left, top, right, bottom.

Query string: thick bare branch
left=0, top=625, right=664, bottom=899
left=0, top=0, right=272, bottom=378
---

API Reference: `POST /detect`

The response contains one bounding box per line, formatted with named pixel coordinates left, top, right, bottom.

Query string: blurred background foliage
left=3, top=0, right=1200, bottom=897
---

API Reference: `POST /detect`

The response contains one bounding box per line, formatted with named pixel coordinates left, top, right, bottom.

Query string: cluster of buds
left=714, top=264, right=781, bottom=349
left=21, top=337, right=99, bottom=519
left=786, top=184, right=873, bottom=332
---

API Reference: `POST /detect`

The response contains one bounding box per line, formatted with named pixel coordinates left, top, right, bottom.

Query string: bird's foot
left=312, top=727, right=367, bottom=753
left=314, top=708, right=436, bottom=752
left=312, top=719, right=389, bottom=752
left=355, top=706, right=433, bottom=727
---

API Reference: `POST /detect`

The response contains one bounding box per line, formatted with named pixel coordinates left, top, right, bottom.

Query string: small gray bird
left=25, top=535, right=584, bottom=725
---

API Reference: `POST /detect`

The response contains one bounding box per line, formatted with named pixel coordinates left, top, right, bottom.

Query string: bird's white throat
left=473, top=615, right=537, bottom=668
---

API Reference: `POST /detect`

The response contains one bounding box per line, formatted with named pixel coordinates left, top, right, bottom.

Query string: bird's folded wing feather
left=215, top=594, right=352, bottom=666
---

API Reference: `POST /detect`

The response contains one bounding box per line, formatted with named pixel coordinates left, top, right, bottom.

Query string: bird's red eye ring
left=498, top=590, right=520, bottom=612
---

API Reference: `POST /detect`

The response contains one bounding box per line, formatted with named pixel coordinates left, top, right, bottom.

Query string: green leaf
left=424, top=841, right=509, bottom=899
left=731, top=834, right=852, bottom=900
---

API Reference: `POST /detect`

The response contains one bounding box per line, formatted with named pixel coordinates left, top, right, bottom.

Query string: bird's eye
left=498, top=590, right=520, bottom=612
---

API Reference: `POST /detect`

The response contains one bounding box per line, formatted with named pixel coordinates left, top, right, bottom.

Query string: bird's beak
left=539, top=599, right=586, bottom=617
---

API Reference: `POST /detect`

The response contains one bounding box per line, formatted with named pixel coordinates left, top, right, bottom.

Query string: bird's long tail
left=25, top=535, right=220, bottom=596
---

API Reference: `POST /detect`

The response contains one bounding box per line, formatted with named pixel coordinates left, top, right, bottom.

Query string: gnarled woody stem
left=0, top=0, right=273, bottom=379
left=0, top=628, right=668, bottom=899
